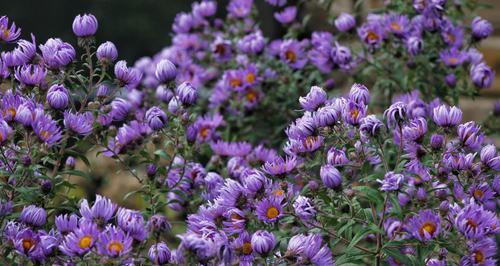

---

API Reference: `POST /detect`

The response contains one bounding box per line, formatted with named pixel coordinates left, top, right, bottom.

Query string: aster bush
left=0, top=0, right=498, bottom=265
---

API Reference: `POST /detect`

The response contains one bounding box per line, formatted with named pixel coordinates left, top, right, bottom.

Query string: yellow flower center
left=7, top=107, right=16, bottom=118
left=242, top=242, right=253, bottom=255
left=273, top=189, right=284, bottom=197
left=108, top=241, right=124, bottom=253
left=199, top=127, right=210, bottom=138
left=366, top=31, right=379, bottom=42
left=3, top=29, right=9, bottom=39
left=266, top=207, right=279, bottom=219
left=246, top=90, right=258, bottom=102
left=419, top=222, right=436, bottom=237
left=79, top=235, right=93, bottom=249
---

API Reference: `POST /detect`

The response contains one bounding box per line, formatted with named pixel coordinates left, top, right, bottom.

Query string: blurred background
left=2, top=0, right=498, bottom=205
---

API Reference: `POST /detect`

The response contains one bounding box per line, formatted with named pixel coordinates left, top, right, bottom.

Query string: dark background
left=1, top=0, right=283, bottom=62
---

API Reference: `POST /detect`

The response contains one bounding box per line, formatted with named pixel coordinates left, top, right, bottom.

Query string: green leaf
left=347, top=227, right=372, bottom=250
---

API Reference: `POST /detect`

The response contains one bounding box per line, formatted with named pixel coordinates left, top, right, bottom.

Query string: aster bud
left=96, top=41, right=118, bottom=64
left=46, top=84, right=69, bottom=109
left=155, top=59, right=177, bottom=83
left=72, top=14, right=98, bottom=37
left=320, top=165, right=342, bottom=190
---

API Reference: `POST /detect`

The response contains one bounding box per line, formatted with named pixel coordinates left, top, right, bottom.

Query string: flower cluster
left=0, top=0, right=498, bottom=265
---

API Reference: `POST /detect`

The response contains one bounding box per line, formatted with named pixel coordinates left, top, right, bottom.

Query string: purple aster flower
left=227, top=0, right=253, bottom=18
left=280, top=39, right=308, bottom=69
left=32, top=109, right=62, bottom=146
left=192, top=1, right=217, bottom=18
left=384, top=101, right=407, bottom=126
left=460, top=237, right=497, bottom=266
left=440, top=24, right=464, bottom=48
left=1, top=37, right=36, bottom=67
left=167, top=97, right=181, bottom=114
left=0, top=16, right=21, bottom=42
left=147, top=214, right=171, bottom=235
left=242, top=170, right=269, bottom=195
left=39, top=38, right=76, bottom=69
left=439, top=48, right=467, bottom=67
left=0, top=120, right=13, bottom=144
left=470, top=62, right=494, bottom=89
left=59, top=221, right=99, bottom=256
left=54, top=214, right=78, bottom=235
left=251, top=230, right=275, bottom=255
left=286, top=114, right=315, bottom=139
left=433, top=104, right=462, bottom=127
left=145, top=106, right=168, bottom=130
left=96, top=41, right=118, bottom=64
left=274, top=6, right=296, bottom=24
left=455, top=201, right=497, bottom=239
left=176, top=82, right=198, bottom=105
left=307, top=32, right=334, bottom=73
left=445, top=73, right=456, bottom=87
left=14, top=64, right=47, bottom=86
left=299, top=86, right=327, bottom=111
left=293, top=195, right=316, bottom=220
left=265, top=0, right=286, bottom=6
left=238, top=30, right=266, bottom=54
left=211, top=36, right=232, bottom=62
left=358, top=21, right=385, bottom=50
left=406, top=35, right=423, bottom=56
left=110, top=98, right=132, bottom=121
left=19, top=205, right=46, bottom=227
left=210, top=140, right=252, bottom=157
left=469, top=183, right=496, bottom=203
left=256, top=197, right=283, bottom=223
left=471, top=16, right=493, bottom=40
left=402, top=117, right=427, bottom=142
left=0, top=200, right=13, bottom=217
left=231, top=231, right=253, bottom=262
left=149, top=242, right=171, bottom=265
left=430, top=134, right=444, bottom=150
left=480, top=144, right=500, bottom=170
left=13, top=228, right=45, bottom=261
left=97, top=225, right=133, bottom=257
left=46, top=84, right=69, bottom=109
left=114, top=60, right=142, bottom=88
left=286, top=234, right=334, bottom=265
left=313, top=104, right=341, bottom=127
left=385, top=13, right=410, bottom=37
left=377, top=172, right=404, bottom=191
left=335, top=12, right=356, bottom=32
left=79, top=194, right=117, bottom=225
left=262, top=155, right=297, bottom=176
left=349, top=83, right=370, bottom=105
left=457, top=121, right=484, bottom=150
left=172, top=13, right=198, bottom=33
left=72, top=14, right=98, bottom=37
left=330, top=42, right=352, bottom=67
left=360, top=115, right=384, bottom=137
left=116, top=208, right=147, bottom=241
left=320, top=164, right=342, bottom=189
left=326, top=147, right=349, bottom=166
left=343, top=100, right=367, bottom=126
left=407, top=209, right=441, bottom=241
left=155, top=59, right=177, bottom=83
left=155, top=85, right=173, bottom=103
left=64, top=111, right=93, bottom=136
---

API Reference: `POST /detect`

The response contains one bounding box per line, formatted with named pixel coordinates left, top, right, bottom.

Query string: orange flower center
left=304, top=136, right=317, bottom=149
left=7, top=107, right=16, bottom=118
left=231, top=213, right=244, bottom=221
left=466, top=219, right=478, bottom=228
left=40, top=130, right=51, bottom=140
left=246, top=73, right=255, bottom=83
left=199, top=127, right=210, bottom=138
left=3, top=29, right=9, bottom=39
left=246, top=90, right=258, bottom=102
left=351, top=109, right=359, bottom=120
left=230, top=78, right=242, bottom=88
left=473, top=189, right=484, bottom=199
left=474, top=251, right=484, bottom=263
left=448, top=57, right=458, bottom=65
left=273, top=189, right=284, bottom=197
left=242, top=242, right=253, bottom=255
left=390, top=22, right=402, bottom=31
left=266, top=207, right=279, bottom=219
left=79, top=235, right=93, bottom=249
left=108, top=241, right=124, bottom=253
left=366, top=31, right=379, bottom=42
left=22, top=238, right=34, bottom=252
left=285, top=50, right=297, bottom=63
left=419, top=222, right=436, bottom=237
